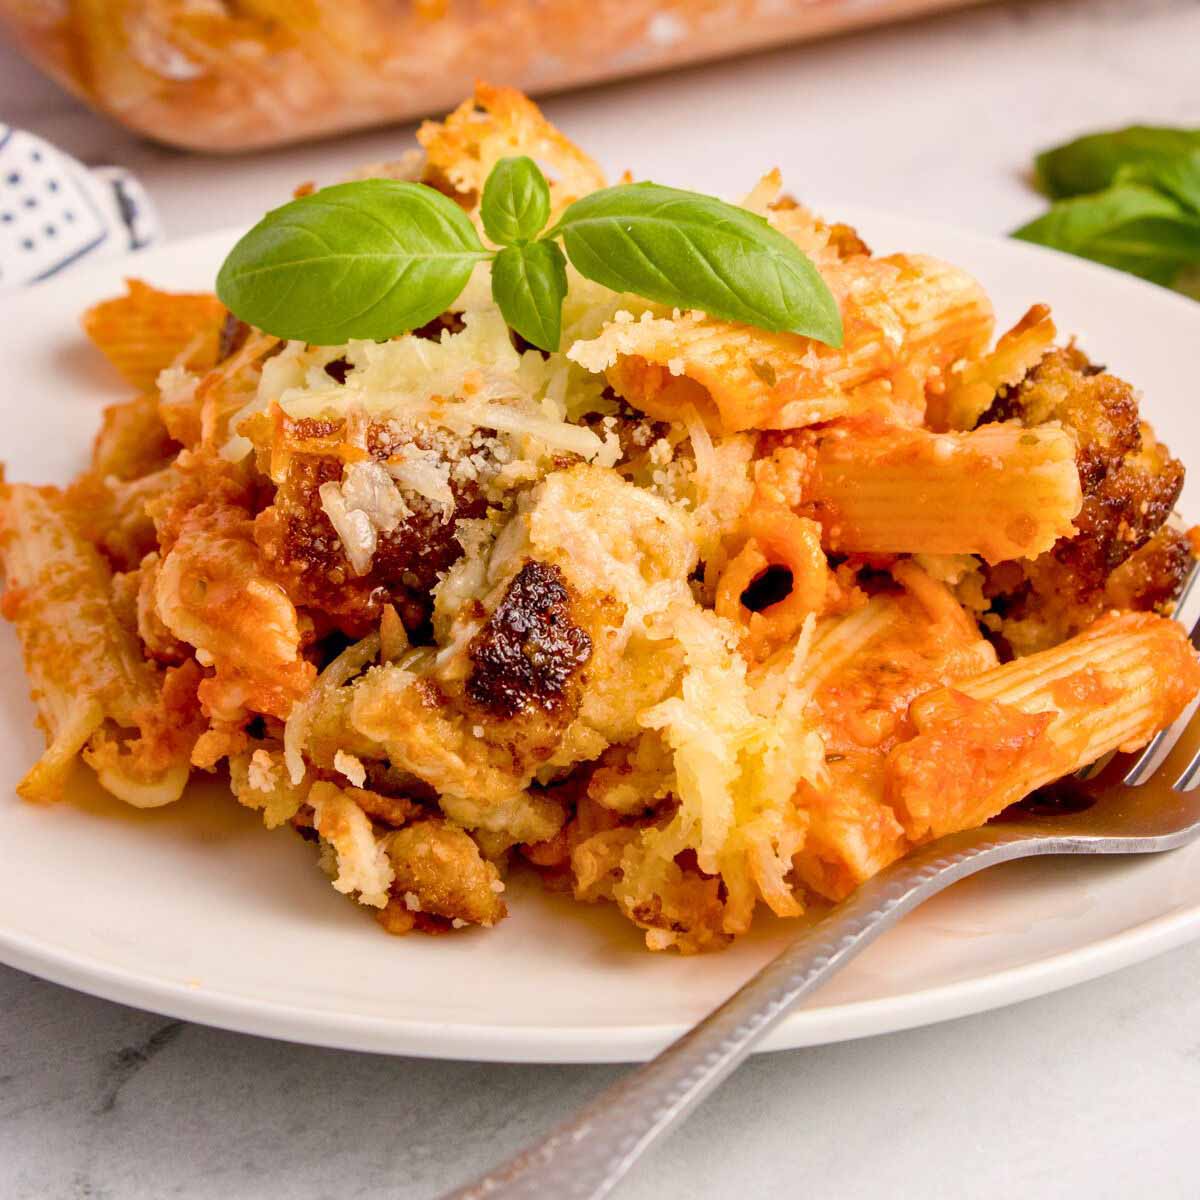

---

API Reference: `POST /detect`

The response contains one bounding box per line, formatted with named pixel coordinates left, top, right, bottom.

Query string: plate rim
left=2, top=894, right=1196, bottom=1062
left=2, top=212, right=1199, bottom=1063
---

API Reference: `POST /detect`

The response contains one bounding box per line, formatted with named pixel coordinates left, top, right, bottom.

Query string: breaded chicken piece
left=295, top=783, right=506, bottom=932
left=1104, top=525, right=1195, bottom=612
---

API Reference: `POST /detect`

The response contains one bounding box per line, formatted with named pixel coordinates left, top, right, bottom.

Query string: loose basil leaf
left=216, top=179, right=490, bottom=344
left=1013, top=183, right=1200, bottom=287
left=481, top=156, right=552, bottom=246
left=1035, top=125, right=1200, bottom=199
left=1116, top=151, right=1200, bottom=215
left=550, top=182, right=843, bottom=346
left=1177, top=265, right=1200, bottom=301
left=491, top=240, right=568, bottom=352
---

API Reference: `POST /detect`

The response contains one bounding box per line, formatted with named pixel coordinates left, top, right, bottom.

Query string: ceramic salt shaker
left=0, top=124, right=159, bottom=290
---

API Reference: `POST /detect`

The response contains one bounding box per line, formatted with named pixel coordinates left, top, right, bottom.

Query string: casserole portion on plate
left=3, top=86, right=1198, bottom=953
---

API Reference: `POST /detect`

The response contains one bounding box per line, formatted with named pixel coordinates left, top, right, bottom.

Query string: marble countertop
left=3, top=1, right=1200, bottom=1196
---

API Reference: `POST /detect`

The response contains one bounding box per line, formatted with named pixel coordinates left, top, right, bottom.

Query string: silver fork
left=441, top=563, right=1200, bottom=1200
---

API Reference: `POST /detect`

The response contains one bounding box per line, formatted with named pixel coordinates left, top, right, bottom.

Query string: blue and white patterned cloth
left=0, top=125, right=159, bottom=290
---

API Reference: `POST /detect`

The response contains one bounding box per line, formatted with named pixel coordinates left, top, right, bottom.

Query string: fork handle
left=440, top=827, right=1040, bottom=1200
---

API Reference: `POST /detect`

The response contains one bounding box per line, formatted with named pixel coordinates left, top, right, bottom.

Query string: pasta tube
left=569, top=253, right=994, bottom=433
left=714, top=508, right=828, bottom=659
left=0, top=482, right=188, bottom=805
left=886, top=611, right=1200, bottom=841
left=805, top=420, right=1082, bottom=563
left=929, top=303, right=1057, bottom=432
left=82, top=279, right=226, bottom=393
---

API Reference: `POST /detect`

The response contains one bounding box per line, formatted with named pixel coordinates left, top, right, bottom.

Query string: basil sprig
left=480, top=155, right=551, bottom=246
left=217, top=158, right=843, bottom=353
left=549, top=183, right=840, bottom=336
left=1118, top=152, right=1200, bottom=216
left=1015, top=182, right=1200, bottom=287
left=1015, top=127, right=1200, bottom=296
left=214, top=180, right=492, bottom=345
left=1034, top=126, right=1200, bottom=200
left=492, top=240, right=568, bottom=352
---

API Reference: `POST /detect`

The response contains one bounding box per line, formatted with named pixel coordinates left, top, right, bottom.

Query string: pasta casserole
left=3, top=85, right=1199, bottom=952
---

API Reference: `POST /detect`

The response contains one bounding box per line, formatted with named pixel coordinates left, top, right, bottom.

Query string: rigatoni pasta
left=0, top=481, right=191, bottom=806
left=929, top=303, right=1058, bottom=432
left=1, top=87, right=1197, bottom=953
left=82, top=279, right=228, bottom=393
left=568, top=254, right=994, bottom=434
left=888, top=612, right=1200, bottom=840
left=799, top=419, right=1082, bottom=562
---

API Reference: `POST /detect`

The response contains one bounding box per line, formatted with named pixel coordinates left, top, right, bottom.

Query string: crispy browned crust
left=383, top=819, right=507, bottom=927
left=253, top=416, right=489, bottom=637
left=347, top=786, right=417, bottom=829
left=1104, top=525, right=1195, bottom=612
left=981, top=348, right=1191, bottom=654
left=417, top=561, right=606, bottom=786
left=768, top=194, right=871, bottom=260
left=824, top=222, right=871, bottom=259
left=617, top=859, right=731, bottom=954
left=466, top=561, right=593, bottom=718
left=374, top=899, right=418, bottom=936
left=217, top=313, right=250, bottom=362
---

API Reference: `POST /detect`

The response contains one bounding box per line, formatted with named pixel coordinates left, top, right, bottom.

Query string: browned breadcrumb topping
left=768, top=193, right=871, bottom=259
left=344, top=785, right=417, bottom=829
left=254, top=415, right=491, bottom=637
left=466, top=560, right=593, bottom=717
left=383, top=819, right=507, bottom=927
left=980, top=347, right=1189, bottom=655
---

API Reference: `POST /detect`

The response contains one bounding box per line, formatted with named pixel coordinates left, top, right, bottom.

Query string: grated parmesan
left=318, top=461, right=411, bottom=576
left=333, top=750, right=367, bottom=787
left=246, top=748, right=278, bottom=793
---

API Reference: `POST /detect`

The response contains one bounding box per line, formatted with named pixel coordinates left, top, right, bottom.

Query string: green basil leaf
left=1013, top=183, right=1200, bottom=286
left=491, top=240, right=567, bottom=352
left=1177, top=265, right=1200, bottom=301
left=216, top=179, right=490, bottom=344
left=1116, top=151, right=1200, bottom=215
left=550, top=182, right=843, bottom=346
left=481, top=156, right=552, bottom=246
left=1035, top=125, right=1200, bottom=199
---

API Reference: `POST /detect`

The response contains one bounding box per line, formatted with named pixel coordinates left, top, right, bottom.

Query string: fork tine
left=1171, top=696, right=1200, bottom=787
left=1179, top=559, right=1200, bottom=648
left=1077, top=752, right=1113, bottom=781
left=1126, top=729, right=1175, bottom=787
left=1123, top=557, right=1200, bottom=786
left=1164, top=694, right=1200, bottom=791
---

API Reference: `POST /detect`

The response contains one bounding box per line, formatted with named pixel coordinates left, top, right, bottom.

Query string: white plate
left=1, top=213, right=1198, bottom=1064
